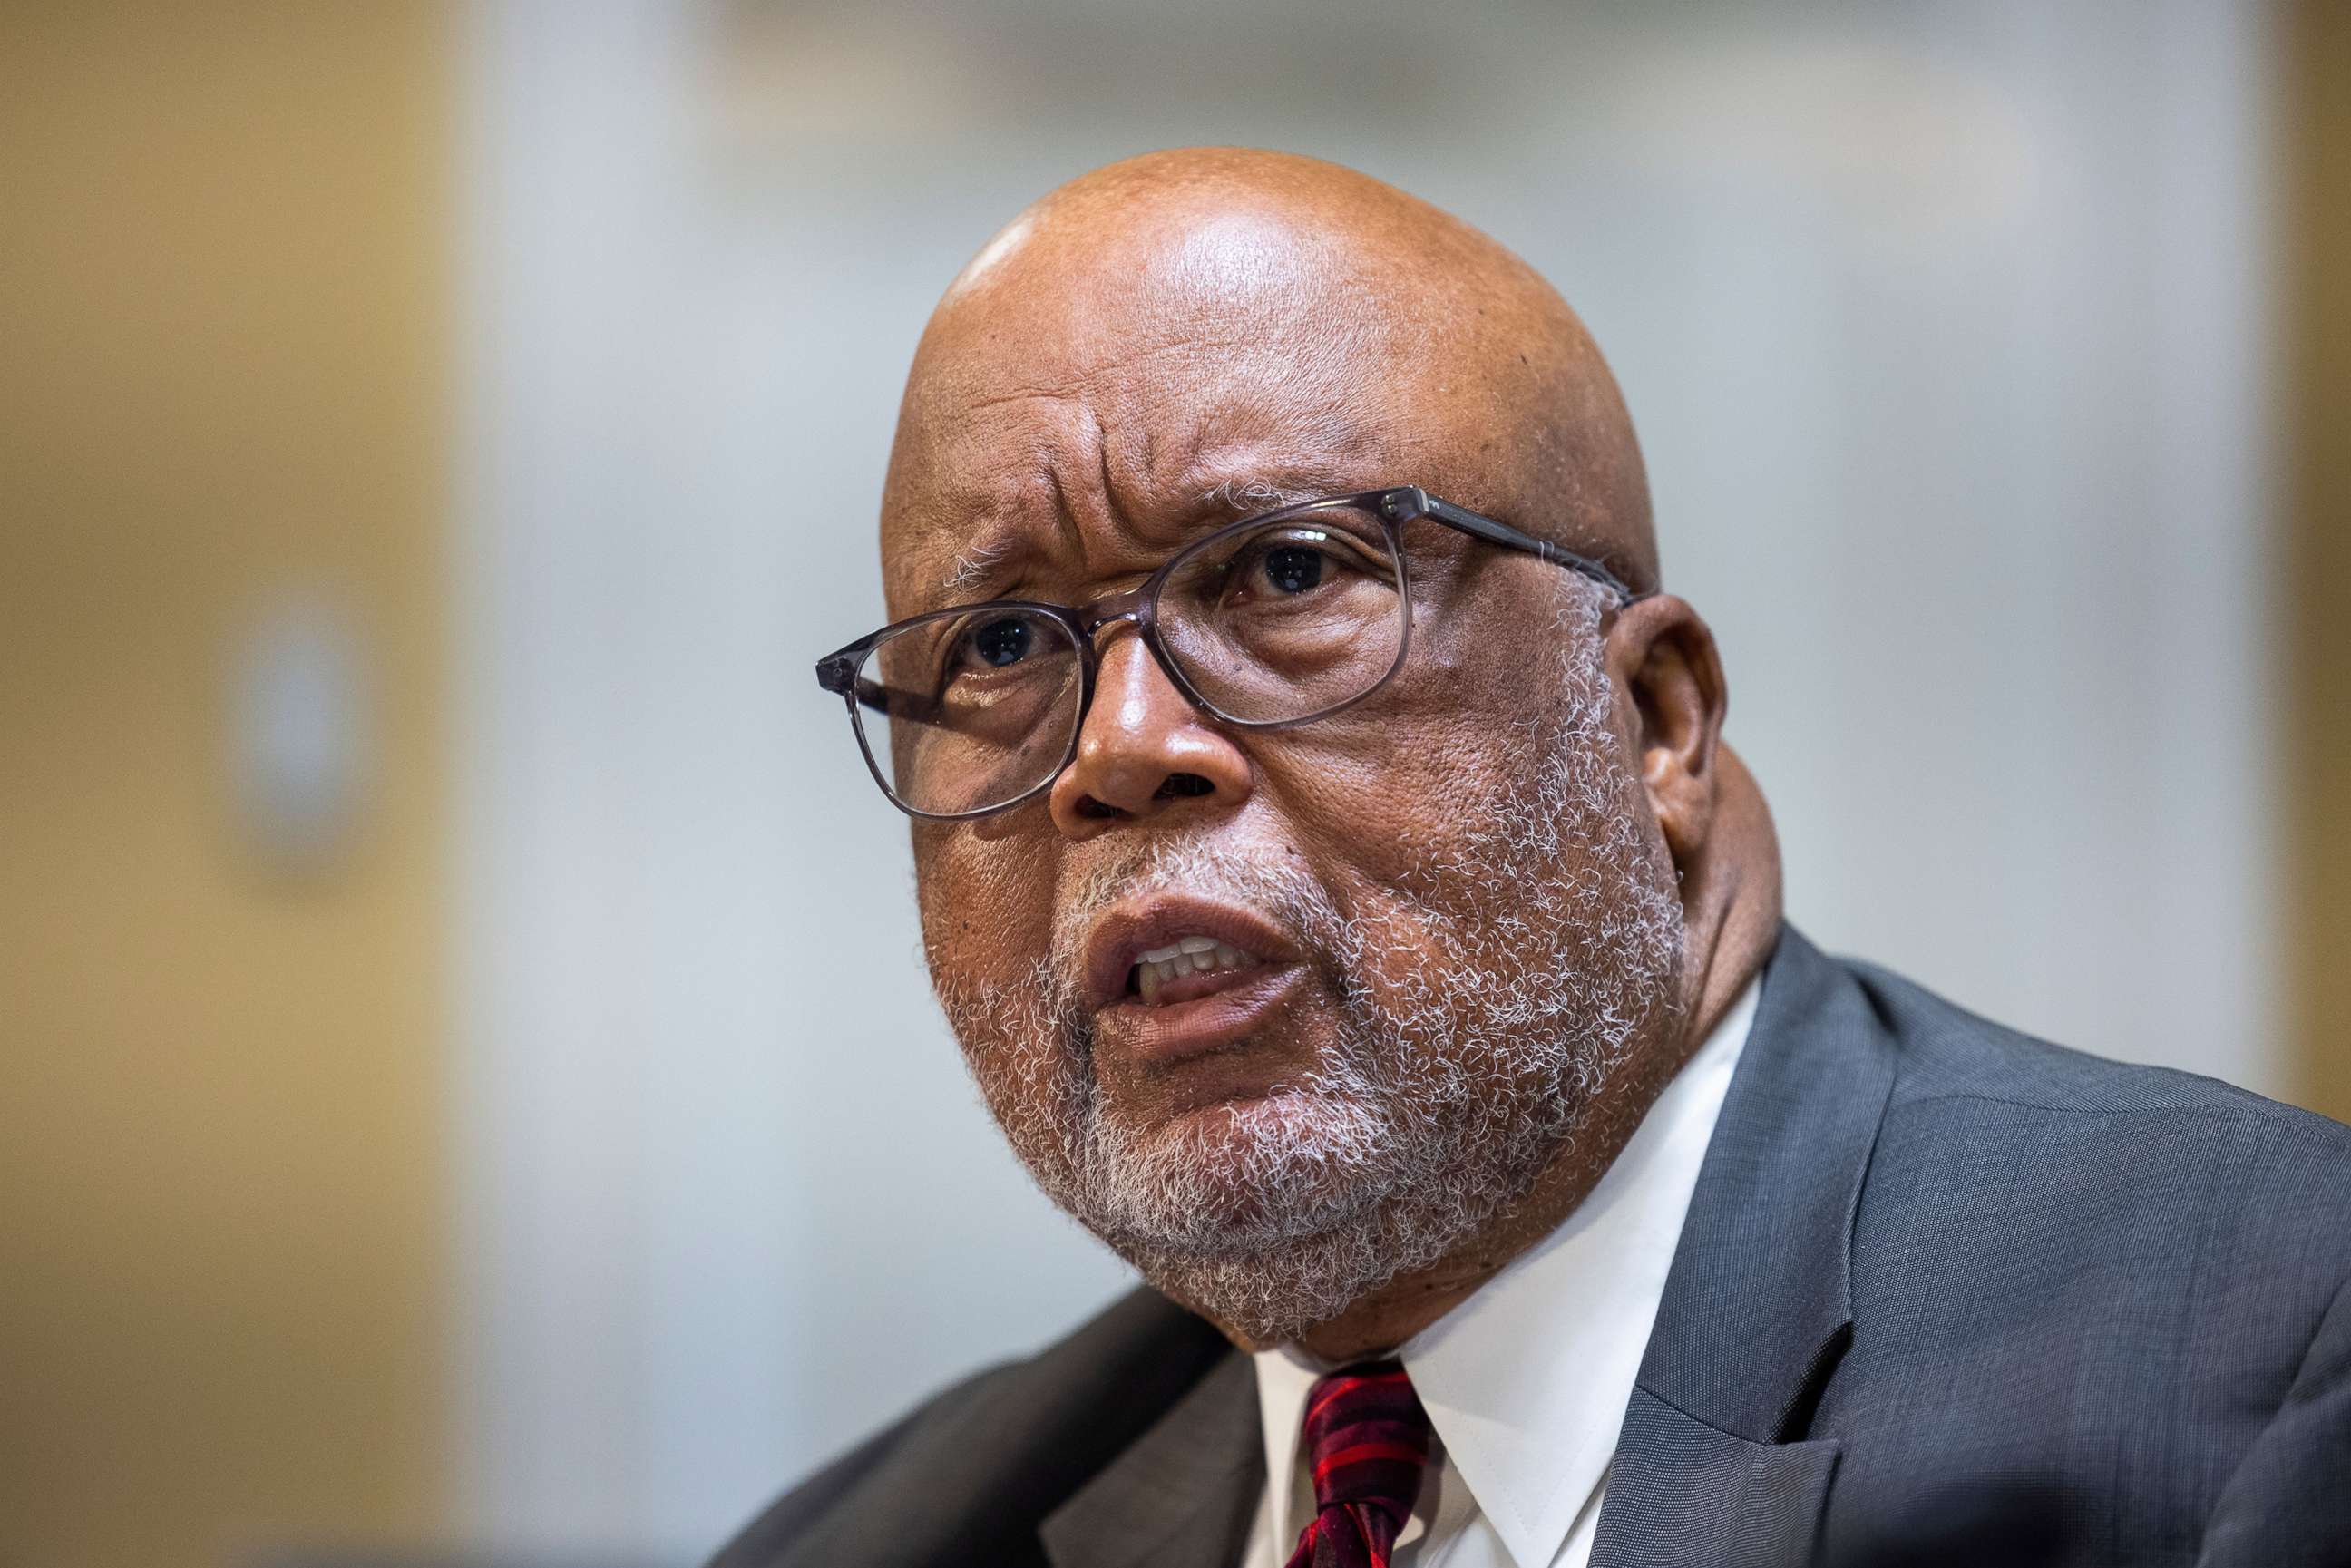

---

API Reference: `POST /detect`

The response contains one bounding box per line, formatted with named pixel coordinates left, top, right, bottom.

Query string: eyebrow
left=944, top=536, right=1014, bottom=595
left=922, top=518, right=1036, bottom=603
left=1195, top=476, right=1321, bottom=513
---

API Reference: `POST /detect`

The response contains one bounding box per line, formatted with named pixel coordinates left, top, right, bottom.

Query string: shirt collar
left=1252, top=978, right=1758, bottom=1567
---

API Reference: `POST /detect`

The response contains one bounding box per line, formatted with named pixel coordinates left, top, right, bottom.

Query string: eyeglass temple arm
left=1410, top=492, right=1648, bottom=603
left=817, top=654, right=1009, bottom=739
left=818, top=650, right=941, bottom=720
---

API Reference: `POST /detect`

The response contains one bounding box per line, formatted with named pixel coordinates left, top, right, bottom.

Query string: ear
left=1602, top=594, right=1728, bottom=868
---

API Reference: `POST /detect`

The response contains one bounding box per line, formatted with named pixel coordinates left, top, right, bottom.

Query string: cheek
left=1242, top=637, right=1632, bottom=959
left=1248, top=685, right=1561, bottom=897
left=913, top=817, right=1059, bottom=994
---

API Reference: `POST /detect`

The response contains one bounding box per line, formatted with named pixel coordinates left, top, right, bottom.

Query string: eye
left=1215, top=525, right=1387, bottom=609
left=969, top=617, right=1032, bottom=667
left=1259, top=544, right=1325, bottom=595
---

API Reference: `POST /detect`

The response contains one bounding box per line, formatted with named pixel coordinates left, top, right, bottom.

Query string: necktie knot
left=1285, top=1360, right=1432, bottom=1568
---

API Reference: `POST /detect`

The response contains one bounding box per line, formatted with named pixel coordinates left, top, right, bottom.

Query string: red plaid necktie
left=1283, top=1360, right=1433, bottom=1568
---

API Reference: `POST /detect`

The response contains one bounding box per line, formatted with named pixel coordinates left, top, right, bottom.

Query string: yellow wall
left=2288, top=0, right=2351, bottom=1127
left=0, top=6, right=451, bottom=1564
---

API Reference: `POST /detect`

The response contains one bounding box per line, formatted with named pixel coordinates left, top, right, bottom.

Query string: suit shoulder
left=707, top=1288, right=1227, bottom=1567
left=1841, top=954, right=2351, bottom=1287
left=1849, top=955, right=2347, bottom=1135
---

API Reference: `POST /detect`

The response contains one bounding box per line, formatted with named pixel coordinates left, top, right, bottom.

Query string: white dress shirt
left=1238, top=978, right=1758, bottom=1568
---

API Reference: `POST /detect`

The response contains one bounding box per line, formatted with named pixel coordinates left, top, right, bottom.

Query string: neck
left=1252, top=746, right=1782, bottom=1364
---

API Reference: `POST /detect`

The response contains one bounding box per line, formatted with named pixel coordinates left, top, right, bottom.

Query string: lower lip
left=1097, top=963, right=1309, bottom=1065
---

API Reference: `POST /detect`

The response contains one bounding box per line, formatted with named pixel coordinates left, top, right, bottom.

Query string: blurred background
left=4, top=0, right=2346, bottom=1563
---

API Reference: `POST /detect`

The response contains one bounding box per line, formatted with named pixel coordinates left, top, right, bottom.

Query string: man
left=720, top=150, right=2351, bottom=1566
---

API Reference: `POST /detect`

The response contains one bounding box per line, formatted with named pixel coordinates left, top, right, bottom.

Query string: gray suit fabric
left=713, top=929, right=2351, bottom=1567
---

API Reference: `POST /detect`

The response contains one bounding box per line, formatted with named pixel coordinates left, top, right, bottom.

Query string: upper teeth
left=1133, top=935, right=1254, bottom=1002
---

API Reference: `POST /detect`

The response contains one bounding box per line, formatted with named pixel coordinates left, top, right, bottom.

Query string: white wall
left=457, top=1, right=2274, bottom=1558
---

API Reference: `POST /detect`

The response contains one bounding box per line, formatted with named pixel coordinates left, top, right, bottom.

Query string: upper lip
left=1079, top=894, right=1302, bottom=1011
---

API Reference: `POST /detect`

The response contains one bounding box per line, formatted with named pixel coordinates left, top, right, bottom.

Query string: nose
left=1047, top=628, right=1253, bottom=839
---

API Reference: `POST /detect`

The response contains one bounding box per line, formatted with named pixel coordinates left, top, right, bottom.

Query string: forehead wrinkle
left=937, top=317, right=1250, bottom=422
left=1121, top=372, right=1379, bottom=495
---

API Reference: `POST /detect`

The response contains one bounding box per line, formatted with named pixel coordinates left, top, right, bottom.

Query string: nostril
left=1153, top=773, right=1215, bottom=801
left=1075, top=794, right=1125, bottom=819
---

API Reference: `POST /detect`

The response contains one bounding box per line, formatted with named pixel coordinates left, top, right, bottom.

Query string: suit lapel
left=1592, top=929, right=1896, bottom=1568
left=1039, top=1349, right=1262, bottom=1568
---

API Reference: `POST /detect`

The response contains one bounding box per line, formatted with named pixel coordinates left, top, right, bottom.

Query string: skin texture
left=882, top=148, right=1783, bottom=1360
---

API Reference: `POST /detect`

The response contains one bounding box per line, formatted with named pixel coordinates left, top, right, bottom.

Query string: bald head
left=882, top=148, right=1654, bottom=618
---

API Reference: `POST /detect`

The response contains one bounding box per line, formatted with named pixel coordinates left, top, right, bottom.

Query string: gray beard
left=932, top=589, right=1686, bottom=1345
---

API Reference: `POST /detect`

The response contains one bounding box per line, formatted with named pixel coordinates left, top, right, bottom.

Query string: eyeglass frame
left=815, top=484, right=1651, bottom=821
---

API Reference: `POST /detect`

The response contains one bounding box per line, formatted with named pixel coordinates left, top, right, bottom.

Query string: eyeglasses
left=815, top=484, right=1645, bottom=820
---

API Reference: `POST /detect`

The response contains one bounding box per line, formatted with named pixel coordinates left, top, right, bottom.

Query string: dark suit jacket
left=715, top=929, right=2351, bottom=1567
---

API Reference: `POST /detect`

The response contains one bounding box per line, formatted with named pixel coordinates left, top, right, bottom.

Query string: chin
left=1085, top=1086, right=1399, bottom=1256
left=1114, top=1207, right=1413, bottom=1347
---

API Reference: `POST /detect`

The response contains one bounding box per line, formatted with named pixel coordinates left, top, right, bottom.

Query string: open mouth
left=1127, top=936, right=1263, bottom=1005
left=1080, top=894, right=1301, bottom=1018
left=1080, top=897, right=1310, bottom=1066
